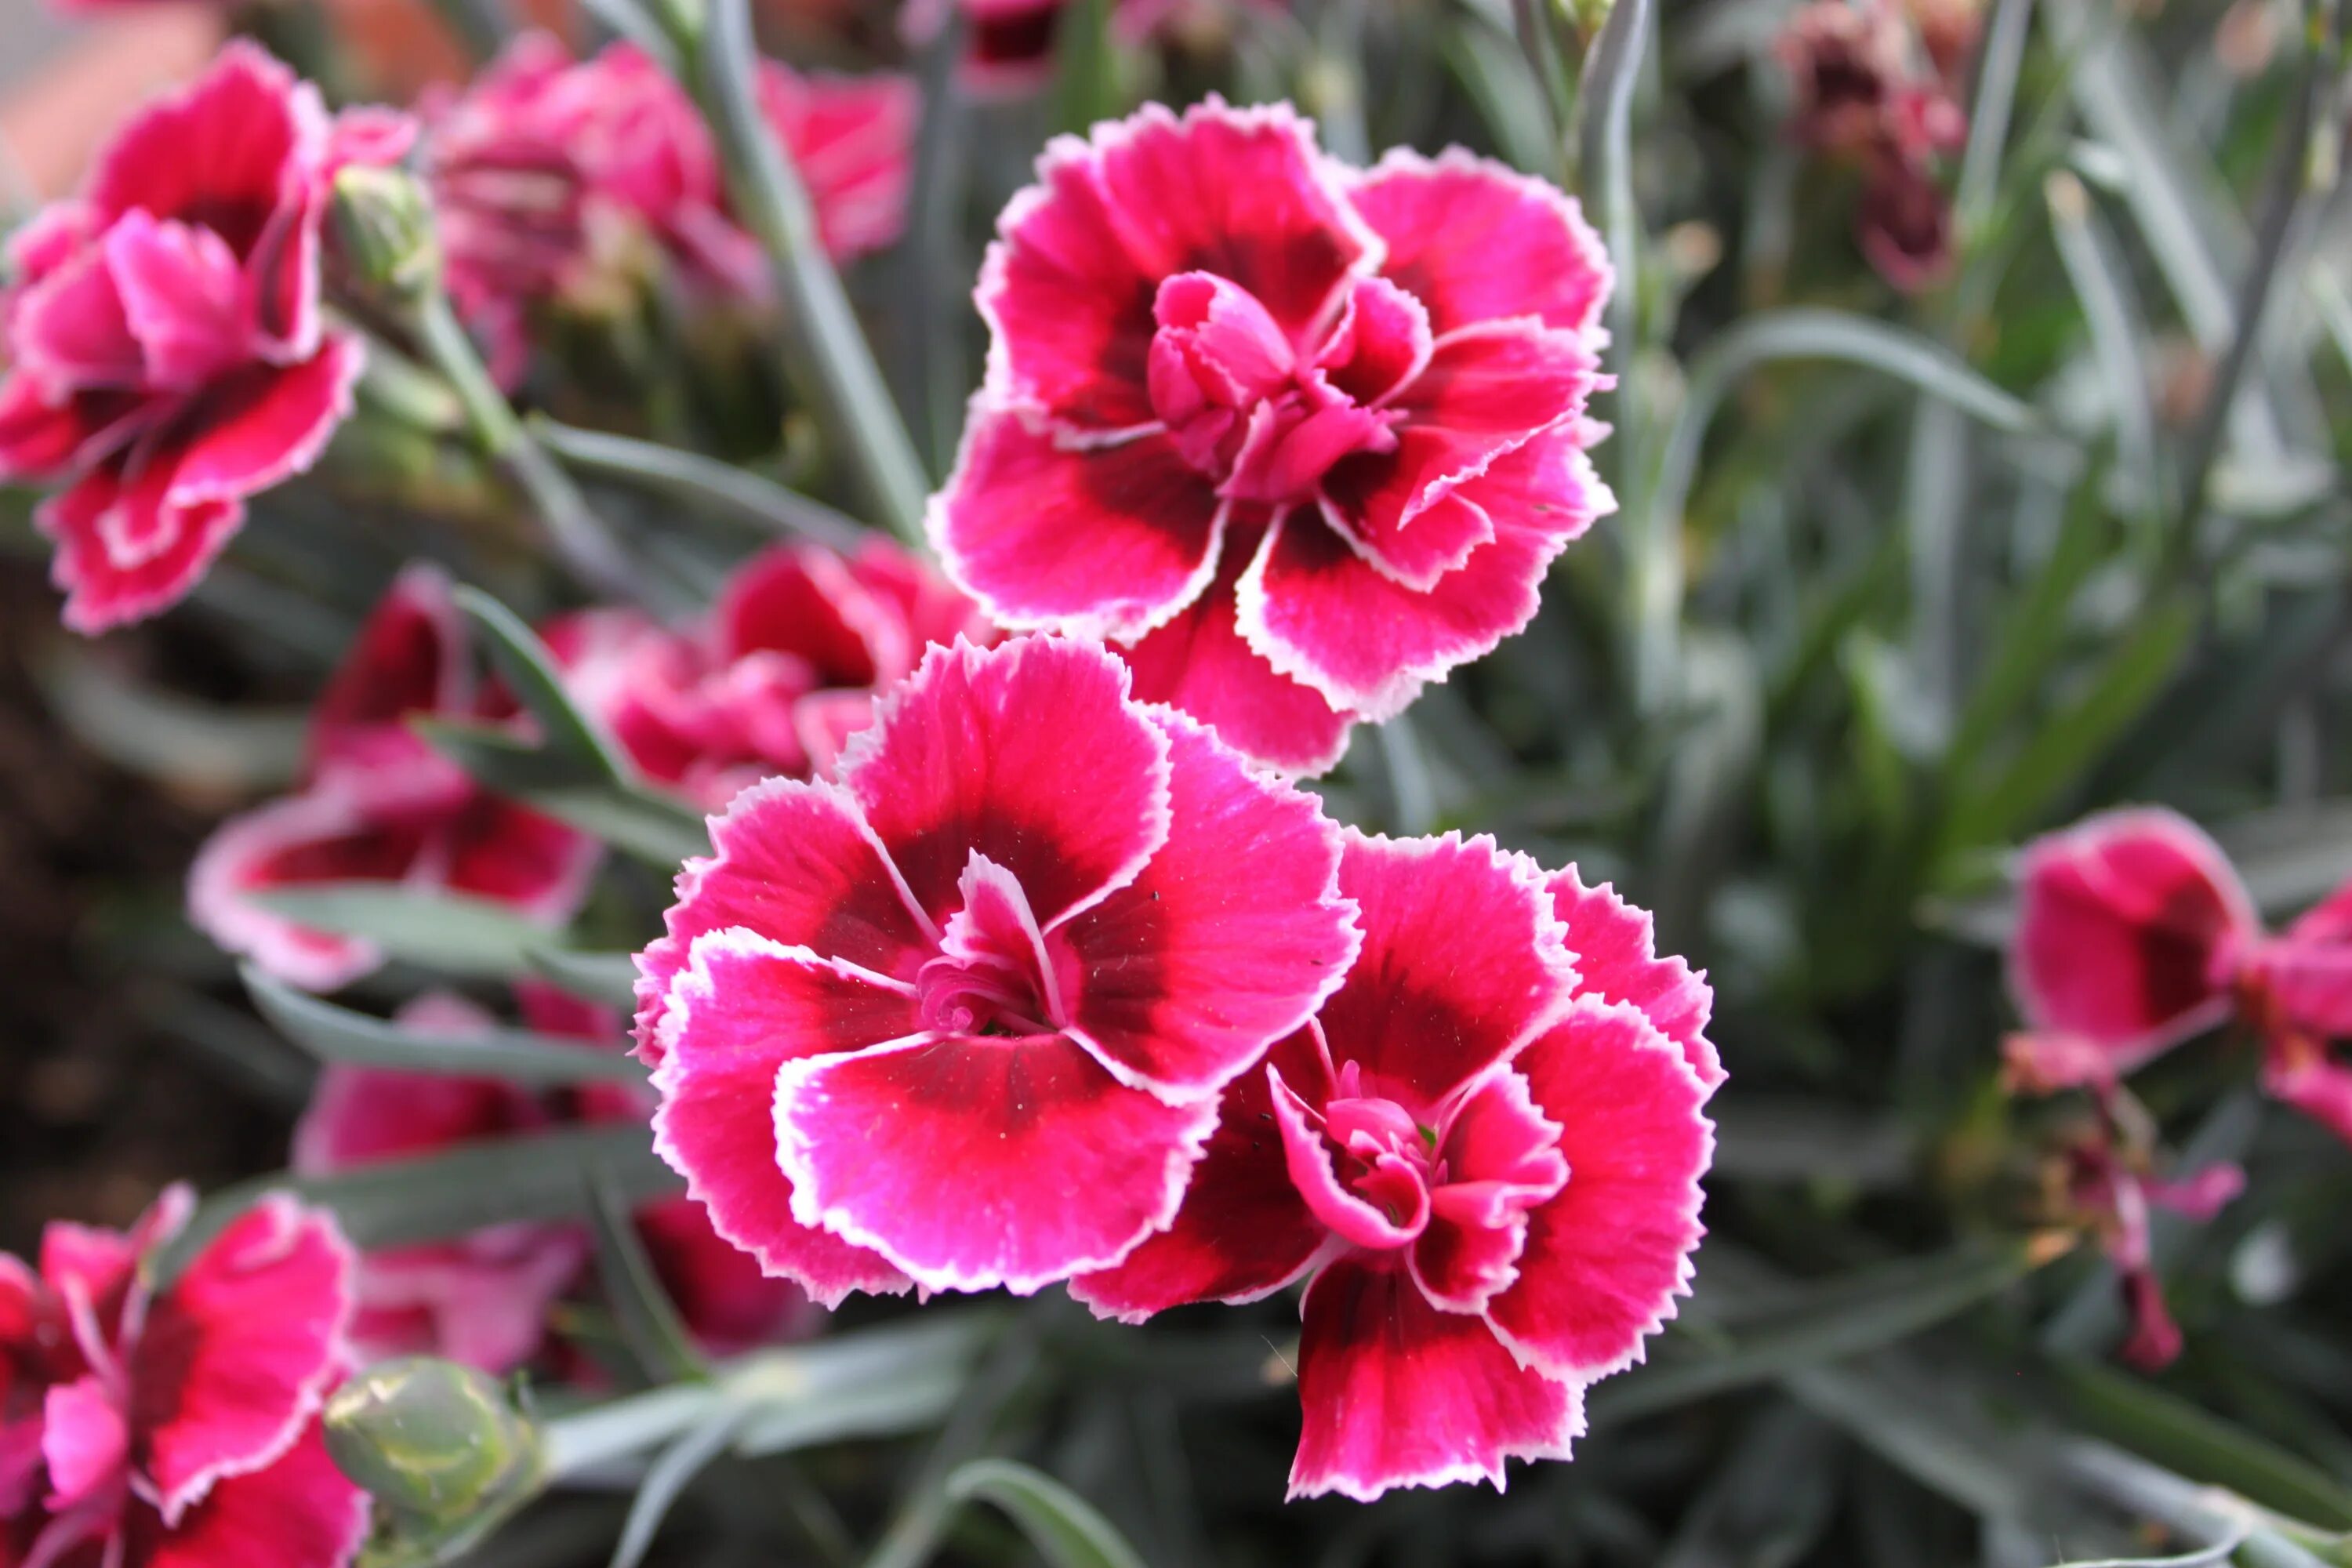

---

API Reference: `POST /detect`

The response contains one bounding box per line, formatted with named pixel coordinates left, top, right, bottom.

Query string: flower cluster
left=0, top=1187, right=365, bottom=1568
left=423, top=32, right=914, bottom=372
left=1777, top=0, right=1973, bottom=291
left=933, top=99, right=1614, bottom=775
left=549, top=538, right=993, bottom=809
left=294, top=986, right=811, bottom=1371
left=0, top=44, right=410, bottom=631
left=188, top=563, right=599, bottom=992
left=638, top=633, right=1719, bottom=1498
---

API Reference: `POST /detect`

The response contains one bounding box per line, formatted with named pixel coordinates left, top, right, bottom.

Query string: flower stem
left=530, top=416, right=866, bottom=552
left=687, top=0, right=933, bottom=551
left=412, top=295, right=645, bottom=606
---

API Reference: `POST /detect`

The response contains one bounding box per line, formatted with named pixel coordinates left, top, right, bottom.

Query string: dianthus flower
left=293, top=987, right=811, bottom=1370
left=1076, top=833, right=1719, bottom=1500
left=549, top=539, right=993, bottom=809
left=932, top=100, right=1613, bottom=775
left=187, top=563, right=598, bottom=992
left=0, top=44, right=413, bottom=632
left=423, top=31, right=915, bottom=340
left=902, top=0, right=1279, bottom=96
left=0, top=1185, right=365, bottom=1568
left=637, top=633, right=1360, bottom=1301
left=2009, top=806, right=2352, bottom=1146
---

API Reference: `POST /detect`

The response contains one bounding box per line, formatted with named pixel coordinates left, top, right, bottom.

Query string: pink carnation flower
left=0, top=1185, right=365, bottom=1568
left=0, top=43, right=413, bottom=632
left=2009, top=805, right=2352, bottom=1145
left=292, top=986, right=811, bottom=1370
left=636, top=633, right=1361, bottom=1302
left=423, top=31, right=915, bottom=343
left=932, top=100, right=1614, bottom=775
left=902, top=0, right=1280, bottom=97
left=187, top=563, right=600, bottom=992
left=1076, top=834, right=1719, bottom=1501
left=549, top=539, right=994, bottom=809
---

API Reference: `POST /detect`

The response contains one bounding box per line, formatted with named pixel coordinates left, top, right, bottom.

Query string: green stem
left=412, top=296, right=644, bottom=605
left=531, top=416, right=865, bottom=551
left=688, top=0, right=932, bottom=550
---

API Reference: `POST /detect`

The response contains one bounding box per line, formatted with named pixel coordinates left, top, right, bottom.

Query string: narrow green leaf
left=530, top=416, right=862, bottom=551
left=252, top=884, right=571, bottom=978
left=587, top=1163, right=706, bottom=1386
left=156, top=1123, right=681, bottom=1283
left=944, top=1461, right=1147, bottom=1568
left=2053, top=1359, right=2352, bottom=1532
left=1051, top=0, right=1118, bottom=138
left=417, top=719, right=708, bottom=866
left=34, top=647, right=304, bottom=794
left=608, top=1399, right=746, bottom=1568
left=1592, top=1241, right=2040, bottom=1426
left=528, top=949, right=644, bottom=1011
left=454, top=586, right=633, bottom=783
left=242, top=964, right=641, bottom=1086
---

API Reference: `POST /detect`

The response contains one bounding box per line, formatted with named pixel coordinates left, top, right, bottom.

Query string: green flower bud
left=324, top=1357, right=545, bottom=1526
left=330, top=165, right=444, bottom=304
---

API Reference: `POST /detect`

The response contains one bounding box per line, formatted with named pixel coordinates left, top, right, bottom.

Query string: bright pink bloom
left=187, top=564, right=600, bottom=992
left=637, top=633, right=1359, bottom=1301
left=2011, top=806, right=2352, bottom=1149
left=933, top=101, right=1613, bottom=775
left=0, top=44, right=412, bottom=632
left=422, top=32, right=915, bottom=333
left=550, top=539, right=993, bottom=808
left=0, top=1185, right=365, bottom=1568
left=1076, top=835, right=1717, bottom=1501
left=292, top=986, right=812, bottom=1370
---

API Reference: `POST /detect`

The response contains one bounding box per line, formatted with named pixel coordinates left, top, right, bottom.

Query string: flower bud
left=331, top=165, right=445, bottom=304
left=324, top=1357, right=545, bottom=1526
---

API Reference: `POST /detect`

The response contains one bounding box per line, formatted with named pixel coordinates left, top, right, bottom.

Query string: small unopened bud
left=331, top=166, right=444, bottom=304
left=324, top=1357, right=544, bottom=1526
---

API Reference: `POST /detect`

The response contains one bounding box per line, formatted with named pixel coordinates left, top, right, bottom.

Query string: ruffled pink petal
left=121, top=1423, right=368, bottom=1568
left=132, top=1196, right=353, bottom=1523
left=2144, top=1163, right=2245, bottom=1221
left=1070, top=1025, right=1331, bottom=1320
left=931, top=411, right=1223, bottom=643
left=305, top=562, right=467, bottom=787
left=1270, top=1062, right=1425, bottom=1249
left=717, top=544, right=898, bottom=688
left=102, top=213, right=248, bottom=394
left=347, top=1234, right=586, bottom=1373
left=632, top=1197, right=817, bottom=1355
left=840, top=637, right=1172, bottom=928
left=634, top=779, right=937, bottom=1048
left=9, top=242, right=144, bottom=393
left=1243, top=426, right=1610, bottom=719
left=151, top=336, right=364, bottom=510
left=89, top=43, right=310, bottom=253
left=2263, top=1050, right=2352, bottom=1148
left=1054, top=704, right=1357, bottom=1096
left=434, top=795, right=601, bottom=923
left=1548, top=866, right=1721, bottom=1092
left=185, top=790, right=425, bottom=991
left=1486, top=997, right=1713, bottom=1384
left=37, top=466, right=241, bottom=634
left=0, top=375, right=140, bottom=481
left=1290, top=1254, right=1580, bottom=1501
left=43, top=1377, right=128, bottom=1508
left=1314, top=830, right=1574, bottom=1114
left=775, top=1033, right=1218, bottom=1294
left=2009, top=807, right=2256, bottom=1067
left=1411, top=1069, right=1567, bottom=1315
left=1119, top=522, right=1354, bottom=777
left=977, top=98, right=1376, bottom=431
left=2255, top=884, right=2352, bottom=1036
left=1346, top=148, right=1610, bottom=339
left=648, top=929, right=919, bottom=1306
left=757, top=66, right=916, bottom=263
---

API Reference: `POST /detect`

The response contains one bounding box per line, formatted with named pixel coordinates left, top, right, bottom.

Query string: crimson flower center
left=1145, top=270, right=1406, bottom=506
left=1323, top=1091, right=1443, bottom=1230
left=916, top=858, right=1065, bottom=1039
left=916, top=953, right=1054, bottom=1037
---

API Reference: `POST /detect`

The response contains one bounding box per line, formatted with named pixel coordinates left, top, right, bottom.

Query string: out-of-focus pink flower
left=549, top=538, right=993, bottom=808
left=2053, top=1128, right=2243, bottom=1370
left=2010, top=805, right=2352, bottom=1151
left=933, top=100, right=1613, bottom=775
left=0, top=1185, right=366, bottom=1568
left=901, top=0, right=1281, bottom=96
left=637, top=634, right=1360, bottom=1302
left=292, top=986, right=813, bottom=1370
left=1077, top=837, right=1717, bottom=1501
left=0, top=44, right=412, bottom=632
left=420, top=31, right=914, bottom=353
left=1855, top=152, right=1955, bottom=293
left=187, top=563, right=600, bottom=992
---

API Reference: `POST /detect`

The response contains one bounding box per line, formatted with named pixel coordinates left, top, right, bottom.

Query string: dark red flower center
left=1323, top=1088, right=1443, bottom=1234
left=1145, top=271, right=1422, bottom=507
left=916, top=855, right=1063, bottom=1038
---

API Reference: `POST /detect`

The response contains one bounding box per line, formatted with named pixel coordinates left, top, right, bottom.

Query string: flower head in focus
left=637, top=633, right=1361, bottom=1301
left=932, top=100, right=1614, bottom=775
left=0, top=1185, right=365, bottom=1568
left=0, top=43, right=413, bottom=631
left=549, top=537, right=994, bottom=809
left=187, top=563, right=600, bottom=992
left=1077, top=835, right=1718, bottom=1500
